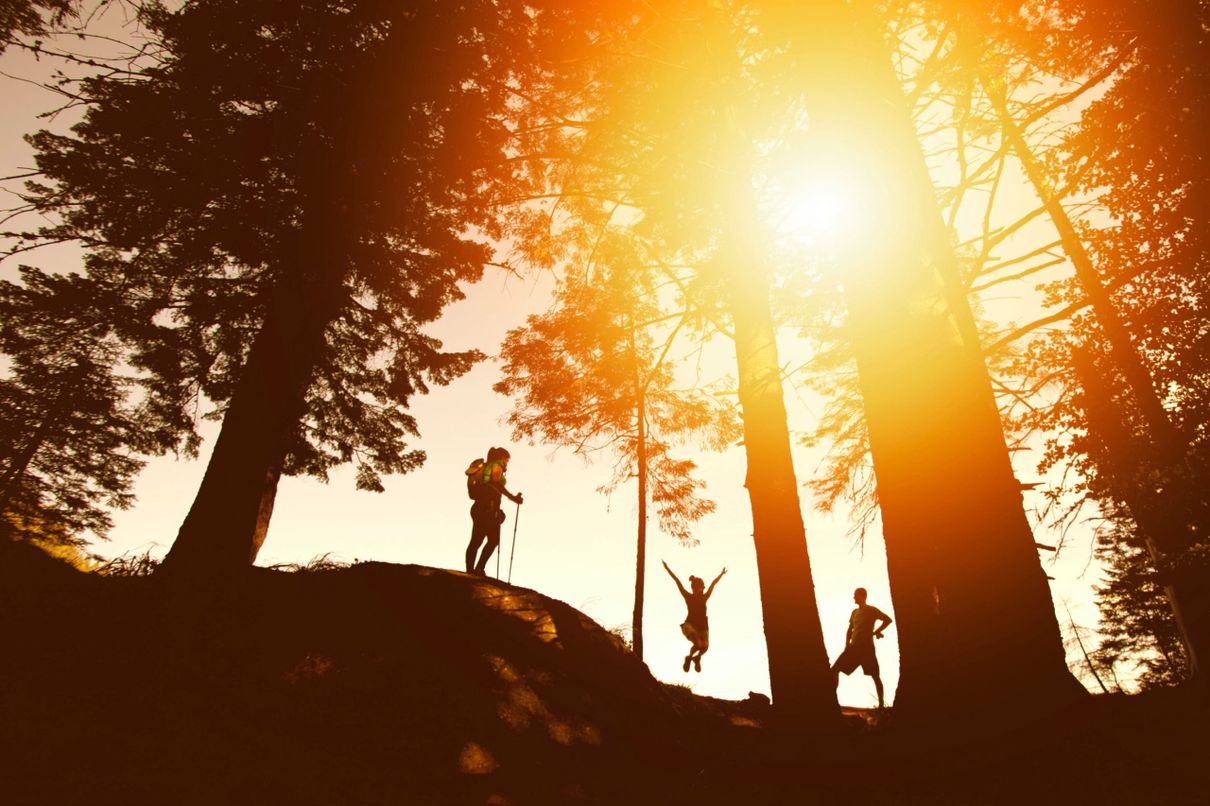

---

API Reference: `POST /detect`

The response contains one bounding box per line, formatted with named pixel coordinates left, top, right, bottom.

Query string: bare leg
left=692, top=641, right=708, bottom=671
left=873, top=674, right=885, bottom=709
left=465, top=531, right=485, bottom=573
left=473, top=532, right=501, bottom=575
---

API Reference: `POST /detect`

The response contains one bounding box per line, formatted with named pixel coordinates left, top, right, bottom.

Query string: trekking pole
left=506, top=500, right=521, bottom=584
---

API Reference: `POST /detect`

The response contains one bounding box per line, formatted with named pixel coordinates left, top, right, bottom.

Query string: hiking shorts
left=834, top=641, right=879, bottom=677
left=680, top=621, right=709, bottom=651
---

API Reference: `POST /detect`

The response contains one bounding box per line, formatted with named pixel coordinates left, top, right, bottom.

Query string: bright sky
left=0, top=11, right=1112, bottom=707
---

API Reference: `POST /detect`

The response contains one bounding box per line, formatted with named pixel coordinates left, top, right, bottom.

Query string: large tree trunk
left=716, top=167, right=835, bottom=717
left=161, top=218, right=344, bottom=574
left=771, top=0, right=1082, bottom=714
left=158, top=12, right=410, bottom=575
left=729, top=268, right=837, bottom=720
left=694, top=3, right=836, bottom=721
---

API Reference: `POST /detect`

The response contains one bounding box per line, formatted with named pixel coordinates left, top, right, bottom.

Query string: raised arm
left=662, top=560, right=689, bottom=598
left=704, top=567, right=728, bottom=600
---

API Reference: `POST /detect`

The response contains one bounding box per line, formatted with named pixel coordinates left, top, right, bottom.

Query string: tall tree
left=496, top=237, right=737, bottom=661
left=1033, top=0, right=1210, bottom=684
left=1093, top=511, right=1191, bottom=690
left=925, top=0, right=1210, bottom=684
left=507, top=0, right=839, bottom=718
left=762, top=0, right=1081, bottom=713
left=17, top=0, right=610, bottom=572
left=0, top=266, right=151, bottom=545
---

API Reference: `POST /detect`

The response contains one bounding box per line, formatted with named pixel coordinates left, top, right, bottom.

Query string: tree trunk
left=771, top=0, right=1081, bottom=714
left=982, top=70, right=1207, bottom=684
left=693, top=3, right=837, bottom=721
left=633, top=381, right=648, bottom=662
left=161, top=218, right=344, bottom=575
left=729, top=270, right=837, bottom=720
left=715, top=167, right=836, bottom=718
left=981, top=73, right=1182, bottom=455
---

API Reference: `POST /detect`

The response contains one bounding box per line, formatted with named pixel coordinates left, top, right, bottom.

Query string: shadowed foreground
left=1, top=541, right=1206, bottom=805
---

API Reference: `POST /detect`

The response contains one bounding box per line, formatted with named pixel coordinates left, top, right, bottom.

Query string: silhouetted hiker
left=465, top=446, right=523, bottom=576
left=831, top=587, right=892, bottom=708
left=663, top=561, right=726, bottom=673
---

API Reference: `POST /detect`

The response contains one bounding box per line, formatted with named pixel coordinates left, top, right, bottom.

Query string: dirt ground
left=2, top=542, right=1206, bottom=805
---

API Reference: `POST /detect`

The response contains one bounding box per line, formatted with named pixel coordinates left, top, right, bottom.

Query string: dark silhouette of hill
left=1, top=539, right=1207, bottom=805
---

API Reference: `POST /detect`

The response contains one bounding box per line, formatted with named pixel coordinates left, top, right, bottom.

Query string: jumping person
left=663, top=560, right=726, bottom=673
left=831, top=587, right=893, bottom=708
left=465, top=447, right=523, bottom=576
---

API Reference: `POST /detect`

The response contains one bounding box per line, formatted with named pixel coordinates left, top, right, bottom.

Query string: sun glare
left=764, top=153, right=877, bottom=248
left=778, top=183, right=857, bottom=241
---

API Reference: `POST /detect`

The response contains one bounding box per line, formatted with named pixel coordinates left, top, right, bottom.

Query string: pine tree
left=505, top=0, right=840, bottom=718
left=496, top=236, right=738, bottom=661
left=16, top=0, right=615, bottom=572
left=1039, top=0, right=1210, bottom=684
left=936, top=0, right=1210, bottom=683
left=0, top=266, right=151, bottom=545
left=1094, top=514, right=1191, bottom=689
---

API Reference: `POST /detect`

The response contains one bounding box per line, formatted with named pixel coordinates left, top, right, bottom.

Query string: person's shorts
left=833, top=641, right=879, bottom=677
left=680, top=621, right=709, bottom=650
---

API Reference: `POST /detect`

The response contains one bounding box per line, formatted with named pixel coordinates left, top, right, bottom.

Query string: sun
left=777, top=182, right=858, bottom=241
left=764, top=155, right=875, bottom=247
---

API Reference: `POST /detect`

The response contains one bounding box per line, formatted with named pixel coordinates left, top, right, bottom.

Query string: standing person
left=663, top=560, right=726, bottom=673
left=832, top=587, right=893, bottom=709
left=465, top=447, right=523, bottom=576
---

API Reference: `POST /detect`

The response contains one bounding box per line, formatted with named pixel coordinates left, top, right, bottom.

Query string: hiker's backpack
left=465, top=458, right=505, bottom=501
left=465, top=458, right=487, bottom=500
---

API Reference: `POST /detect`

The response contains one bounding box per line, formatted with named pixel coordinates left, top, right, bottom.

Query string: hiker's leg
left=465, top=526, right=486, bottom=573
left=474, top=535, right=499, bottom=574
left=873, top=674, right=885, bottom=709
left=474, top=520, right=502, bottom=575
